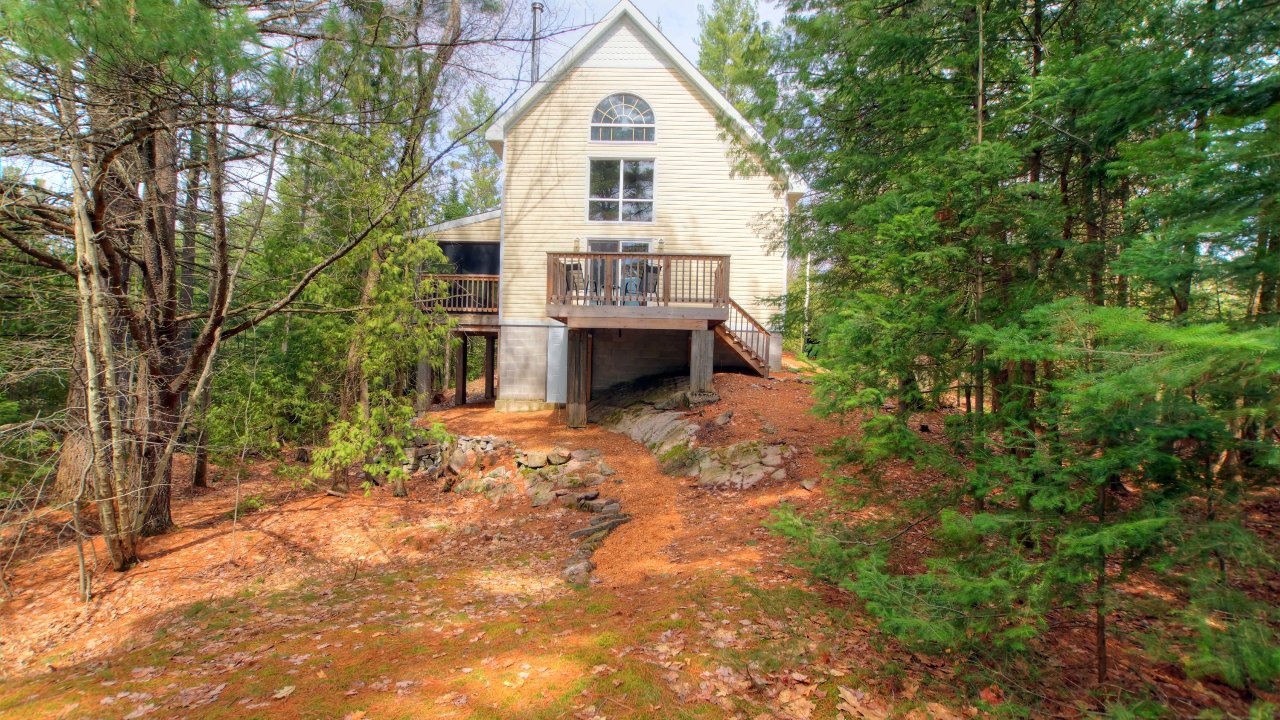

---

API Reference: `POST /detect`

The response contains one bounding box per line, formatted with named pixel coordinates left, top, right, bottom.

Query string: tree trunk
left=341, top=245, right=385, bottom=421
left=54, top=328, right=91, bottom=504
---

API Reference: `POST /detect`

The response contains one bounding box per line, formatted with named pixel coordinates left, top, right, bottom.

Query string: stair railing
left=723, top=299, right=771, bottom=367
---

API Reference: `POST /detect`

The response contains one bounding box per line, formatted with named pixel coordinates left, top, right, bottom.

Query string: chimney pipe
left=531, top=2, right=544, bottom=82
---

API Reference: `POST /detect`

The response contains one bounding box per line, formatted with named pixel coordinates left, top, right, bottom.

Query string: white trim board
left=417, top=209, right=501, bottom=235
left=484, top=0, right=807, bottom=202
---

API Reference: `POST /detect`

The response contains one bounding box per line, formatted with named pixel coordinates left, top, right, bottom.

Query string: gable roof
left=484, top=0, right=807, bottom=201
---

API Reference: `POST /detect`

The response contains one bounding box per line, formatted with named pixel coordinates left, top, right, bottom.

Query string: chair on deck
left=563, top=262, right=587, bottom=304
left=643, top=263, right=661, bottom=304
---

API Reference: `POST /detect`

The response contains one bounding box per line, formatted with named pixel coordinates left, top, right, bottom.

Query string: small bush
left=227, top=494, right=266, bottom=519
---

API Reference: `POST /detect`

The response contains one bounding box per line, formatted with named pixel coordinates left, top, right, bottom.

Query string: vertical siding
left=499, top=19, right=788, bottom=329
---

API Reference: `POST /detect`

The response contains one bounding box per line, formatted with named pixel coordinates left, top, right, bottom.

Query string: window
left=590, top=93, right=655, bottom=142
left=588, top=239, right=651, bottom=253
left=588, top=159, right=654, bottom=222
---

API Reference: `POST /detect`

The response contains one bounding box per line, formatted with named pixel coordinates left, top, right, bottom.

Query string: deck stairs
left=715, top=299, right=770, bottom=377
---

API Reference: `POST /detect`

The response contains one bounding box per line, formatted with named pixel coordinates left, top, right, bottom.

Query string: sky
left=535, top=0, right=786, bottom=72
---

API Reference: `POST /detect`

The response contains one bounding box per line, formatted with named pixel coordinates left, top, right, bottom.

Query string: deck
left=419, top=274, right=499, bottom=330
left=545, top=252, right=730, bottom=330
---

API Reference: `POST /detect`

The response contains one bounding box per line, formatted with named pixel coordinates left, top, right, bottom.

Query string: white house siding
left=497, top=17, right=789, bottom=330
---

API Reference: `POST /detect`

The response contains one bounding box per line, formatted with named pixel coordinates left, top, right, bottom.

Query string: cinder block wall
left=589, top=329, right=690, bottom=392
left=497, top=325, right=549, bottom=402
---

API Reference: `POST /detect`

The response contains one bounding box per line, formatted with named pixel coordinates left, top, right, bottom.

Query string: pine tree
left=447, top=85, right=502, bottom=216
left=696, top=0, right=773, bottom=110
left=760, top=0, right=1280, bottom=701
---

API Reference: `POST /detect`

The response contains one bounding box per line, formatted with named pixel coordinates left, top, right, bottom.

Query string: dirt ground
left=0, top=368, right=906, bottom=720
left=0, top=366, right=1266, bottom=719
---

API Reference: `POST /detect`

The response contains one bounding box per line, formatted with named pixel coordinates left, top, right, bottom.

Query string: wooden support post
left=690, top=329, right=714, bottom=393
left=483, top=335, right=496, bottom=400
left=567, top=329, right=588, bottom=428
left=454, top=333, right=468, bottom=406
left=415, top=355, right=433, bottom=413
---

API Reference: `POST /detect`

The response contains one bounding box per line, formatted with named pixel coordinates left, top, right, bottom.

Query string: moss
left=658, top=441, right=701, bottom=474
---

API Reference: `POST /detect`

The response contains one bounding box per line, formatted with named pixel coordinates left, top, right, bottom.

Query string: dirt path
left=433, top=370, right=835, bottom=593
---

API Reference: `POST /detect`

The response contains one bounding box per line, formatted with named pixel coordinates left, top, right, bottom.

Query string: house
left=419, top=0, right=804, bottom=427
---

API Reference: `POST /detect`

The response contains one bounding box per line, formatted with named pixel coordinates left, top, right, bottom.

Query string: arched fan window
left=590, top=93, right=655, bottom=142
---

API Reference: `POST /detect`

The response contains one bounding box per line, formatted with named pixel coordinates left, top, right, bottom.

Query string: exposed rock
left=696, top=463, right=734, bottom=490
left=684, top=390, right=720, bottom=407
left=606, top=409, right=698, bottom=457
left=562, top=560, right=595, bottom=585
left=579, top=497, right=622, bottom=514
left=526, top=481, right=557, bottom=508
left=694, top=441, right=795, bottom=491
left=570, top=448, right=601, bottom=461
left=293, top=447, right=311, bottom=463
left=519, top=451, right=548, bottom=469
left=447, top=448, right=477, bottom=475
left=734, top=463, right=769, bottom=490
left=546, top=447, right=571, bottom=465
left=713, top=411, right=733, bottom=427
left=761, top=445, right=786, bottom=468
left=451, top=473, right=516, bottom=503
left=570, top=516, right=630, bottom=538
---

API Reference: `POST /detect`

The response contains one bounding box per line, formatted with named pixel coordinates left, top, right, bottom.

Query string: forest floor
left=0, top=363, right=1267, bottom=719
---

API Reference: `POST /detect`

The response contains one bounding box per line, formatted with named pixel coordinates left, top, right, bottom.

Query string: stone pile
left=401, top=435, right=520, bottom=501
left=403, top=434, right=509, bottom=478
left=449, top=468, right=518, bottom=502
left=518, top=447, right=619, bottom=508
left=559, top=488, right=631, bottom=585
left=509, top=445, right=631, bottom=585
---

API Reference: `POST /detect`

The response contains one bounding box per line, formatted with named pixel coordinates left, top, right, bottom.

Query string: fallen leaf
left=272, top=686, right=295, bottom=700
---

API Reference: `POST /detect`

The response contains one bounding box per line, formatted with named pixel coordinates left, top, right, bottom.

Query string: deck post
left=690, top=329, right=714, bottom=393
left=415, top=355, right=434, bottom=413
left=567, top=329, right=588, bottom=428
left=454, top=333, right=468, bottom=406
left=483, top=335, right=496, bottom=400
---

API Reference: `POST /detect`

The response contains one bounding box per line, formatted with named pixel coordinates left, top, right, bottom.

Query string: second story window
left=590, top=93, right=655, bottom=142
left=589, top=159, right=654, bottom=222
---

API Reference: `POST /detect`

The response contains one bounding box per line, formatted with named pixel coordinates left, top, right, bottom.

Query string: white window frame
left=588, top=93, right=656, bottom=144
left=585, top=157, right=656, bottom=224
left=587, top=238, right=653, bottom=253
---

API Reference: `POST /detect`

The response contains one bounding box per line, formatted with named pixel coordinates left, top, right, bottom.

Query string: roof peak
left=484, top=0, right=806, bottom=199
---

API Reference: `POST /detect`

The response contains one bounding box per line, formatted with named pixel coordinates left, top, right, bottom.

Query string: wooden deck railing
left=421, top=274, right=499, bottom=313
left=547, top=252, right=729, bottom=307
